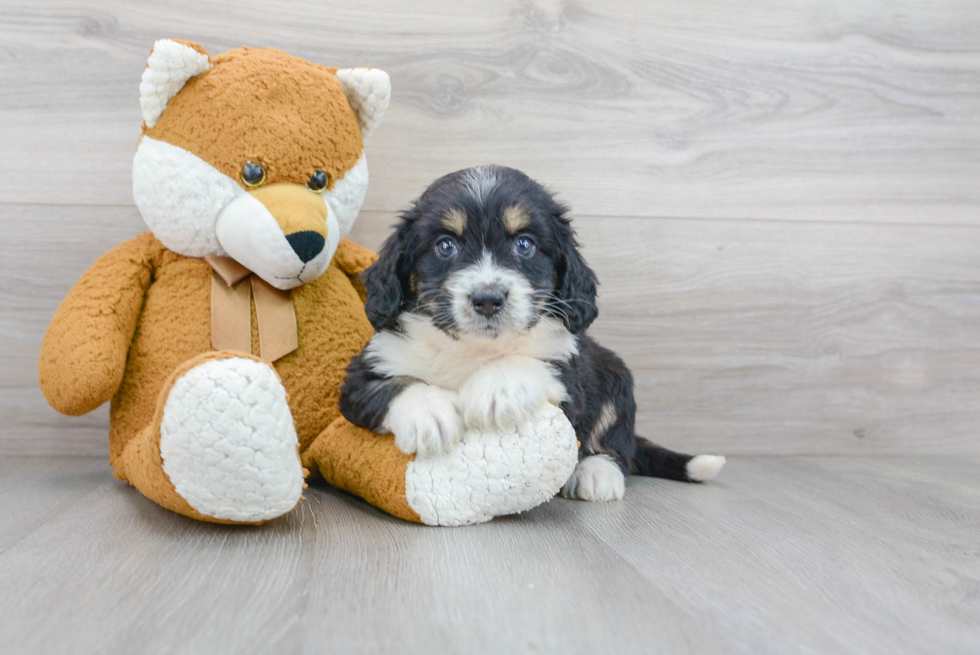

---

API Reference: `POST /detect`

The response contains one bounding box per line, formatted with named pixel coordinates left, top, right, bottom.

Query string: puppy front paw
left=383, top=384, right=463, bottom=457
left=458, top=356, right=566, bottom=430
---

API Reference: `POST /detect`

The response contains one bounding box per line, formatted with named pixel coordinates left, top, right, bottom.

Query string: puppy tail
left=631, top=437, right=726, bottom=483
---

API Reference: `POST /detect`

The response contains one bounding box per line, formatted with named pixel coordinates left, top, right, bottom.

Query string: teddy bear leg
left=303, top=417, right=421, bottom=523
left=305, top=404, right=579, bottom=526
left=117, top=351, right=305, bottom=524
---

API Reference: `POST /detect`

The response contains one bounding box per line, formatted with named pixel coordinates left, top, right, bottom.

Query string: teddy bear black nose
left=285, top=231, right=325, bottom=263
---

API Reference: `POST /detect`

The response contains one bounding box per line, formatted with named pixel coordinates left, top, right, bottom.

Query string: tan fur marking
left=587, top=401, right=618, bottom=453
left=441, top=208, right=467, bottom=235
left=502, top=205, right=531, bottom=233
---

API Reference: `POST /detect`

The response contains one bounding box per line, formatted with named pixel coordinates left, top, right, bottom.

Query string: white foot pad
left=405, top=403, right=578, bottom=526
left=561, top=454, right=626, bottom=502
left=159, top=357, right=304, bottom=522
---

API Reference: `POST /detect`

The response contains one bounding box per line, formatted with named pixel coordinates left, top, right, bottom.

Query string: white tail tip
left=686, top=455, right=726, bottom=482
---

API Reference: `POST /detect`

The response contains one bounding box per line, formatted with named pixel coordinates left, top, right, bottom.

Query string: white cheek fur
left=323, top=152, right=368, bottom=238
left=133, top=136, right=241, bottom=257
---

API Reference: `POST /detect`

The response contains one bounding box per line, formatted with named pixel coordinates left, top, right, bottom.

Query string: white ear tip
left=139, top=39, right=212, bottom=128
left=336, top=67, right=391, bottom=137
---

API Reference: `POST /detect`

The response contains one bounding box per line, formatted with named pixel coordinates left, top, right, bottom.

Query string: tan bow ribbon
left=204, top=255, right=299, bottom=362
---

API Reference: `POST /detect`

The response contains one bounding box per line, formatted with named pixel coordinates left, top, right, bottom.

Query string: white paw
left=561, top=454, right=626, bottom=502
left=159, top=356, right=304, bottom=522
left=458, top=356, right=566, bottom=430
left=686, top=455, right=726, bottom=482
left=383, top=384, right=463, bottom=457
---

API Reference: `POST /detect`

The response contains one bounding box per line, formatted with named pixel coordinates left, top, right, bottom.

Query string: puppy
left=339, top=166, right=725, bottom=501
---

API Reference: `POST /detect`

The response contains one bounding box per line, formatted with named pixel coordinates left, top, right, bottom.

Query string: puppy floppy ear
left=552, top=213, right=598, bottom=334
left=362, top=212, right=416, bottom=331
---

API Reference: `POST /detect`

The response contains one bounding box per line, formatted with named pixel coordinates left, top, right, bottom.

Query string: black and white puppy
left=339, top=166, right=725, bottom=501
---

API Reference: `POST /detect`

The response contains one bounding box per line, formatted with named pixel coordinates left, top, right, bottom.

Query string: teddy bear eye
left=307, top=170, right=329, bottom=193
left=241, top=161, right=266, bottom=187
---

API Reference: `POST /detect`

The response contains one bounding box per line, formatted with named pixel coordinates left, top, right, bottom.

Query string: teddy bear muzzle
left=215, top=182, right=340, bottom=290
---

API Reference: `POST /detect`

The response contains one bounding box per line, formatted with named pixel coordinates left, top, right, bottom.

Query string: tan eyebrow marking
left=440, top=207, right=467, bottom=235
left=502, top=205, right=531, bottom=233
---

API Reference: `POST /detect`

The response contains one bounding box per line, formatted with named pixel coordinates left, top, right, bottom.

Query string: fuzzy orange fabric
left=145, top=47, right=363, bottom=191
left=39, top=235, right=376, bottom=478
left=306, top=417, right=421, bottom=523
left=39, top=235, right=155, bottom=416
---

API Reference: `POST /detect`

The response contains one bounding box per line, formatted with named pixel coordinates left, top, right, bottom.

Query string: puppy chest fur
left=364, top=313, right=576, bottom=391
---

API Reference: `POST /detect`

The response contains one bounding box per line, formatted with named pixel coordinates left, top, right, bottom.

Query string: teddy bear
left=38, top=40, right=578, bottom=527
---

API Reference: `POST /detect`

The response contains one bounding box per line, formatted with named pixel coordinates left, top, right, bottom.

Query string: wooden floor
left=0, top=455, right=977, bottom=654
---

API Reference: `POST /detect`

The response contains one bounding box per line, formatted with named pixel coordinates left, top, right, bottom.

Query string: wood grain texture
left=0, top=0, right=979, bottom=223
left=0, top=455, right=977, bottom=654
left=5, top=205, right=978, bottom=455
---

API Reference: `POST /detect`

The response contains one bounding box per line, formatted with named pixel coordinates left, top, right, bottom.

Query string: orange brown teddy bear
left=38, top=40, right=578, bottom=527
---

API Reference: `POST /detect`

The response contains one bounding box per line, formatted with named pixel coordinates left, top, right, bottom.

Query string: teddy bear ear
left=335, top=68, right=391, bottom=137
left=139, top=39, right=213, bottom=128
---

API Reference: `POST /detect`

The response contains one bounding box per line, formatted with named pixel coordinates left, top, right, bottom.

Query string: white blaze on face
left=446, top=252, right=536, bottom=336
left=463, top=166, right=498, bottom=203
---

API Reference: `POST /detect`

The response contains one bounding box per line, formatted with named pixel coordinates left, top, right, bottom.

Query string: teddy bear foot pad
left=158, top=356, right=305, bottom=523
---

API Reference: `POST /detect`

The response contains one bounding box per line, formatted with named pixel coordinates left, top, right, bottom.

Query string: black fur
left=362, top=217, right=416, bottom=331
left=342, top=165, right=704, bottom=483
left=338, top=370, right=415, bottom=433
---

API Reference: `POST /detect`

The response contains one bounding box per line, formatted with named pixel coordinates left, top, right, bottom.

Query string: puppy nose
left=471, top=290, right=507, bottom=318
left=285, top=231, right=325, bottom=263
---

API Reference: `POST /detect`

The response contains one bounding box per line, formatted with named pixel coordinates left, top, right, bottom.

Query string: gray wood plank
left=0, top=456, right=110, bottom=553
left=5, top=205, right=978, bottom=456
left=588, top=456, right=980, bottom=655
left=1, top=0, right=979, bottom=223
left=0, top=455, right=976, bottom=654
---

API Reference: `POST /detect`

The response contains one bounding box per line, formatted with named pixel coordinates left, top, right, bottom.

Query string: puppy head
left=364, top=165, right=598, bottom=338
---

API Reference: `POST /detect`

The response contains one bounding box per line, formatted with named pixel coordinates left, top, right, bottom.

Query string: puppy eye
left=435, top=237, right=458, bottom=259
left=241, top=161, right=267, bottom=187
left=513, top=236, right=536, bottom=257
left=307, top=170, right=329, bottom=193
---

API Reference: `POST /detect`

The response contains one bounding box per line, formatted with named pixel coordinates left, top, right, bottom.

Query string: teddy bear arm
left=38, top=235, right=156, bottom=416
left=333, top=238, right=379, bottom=303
